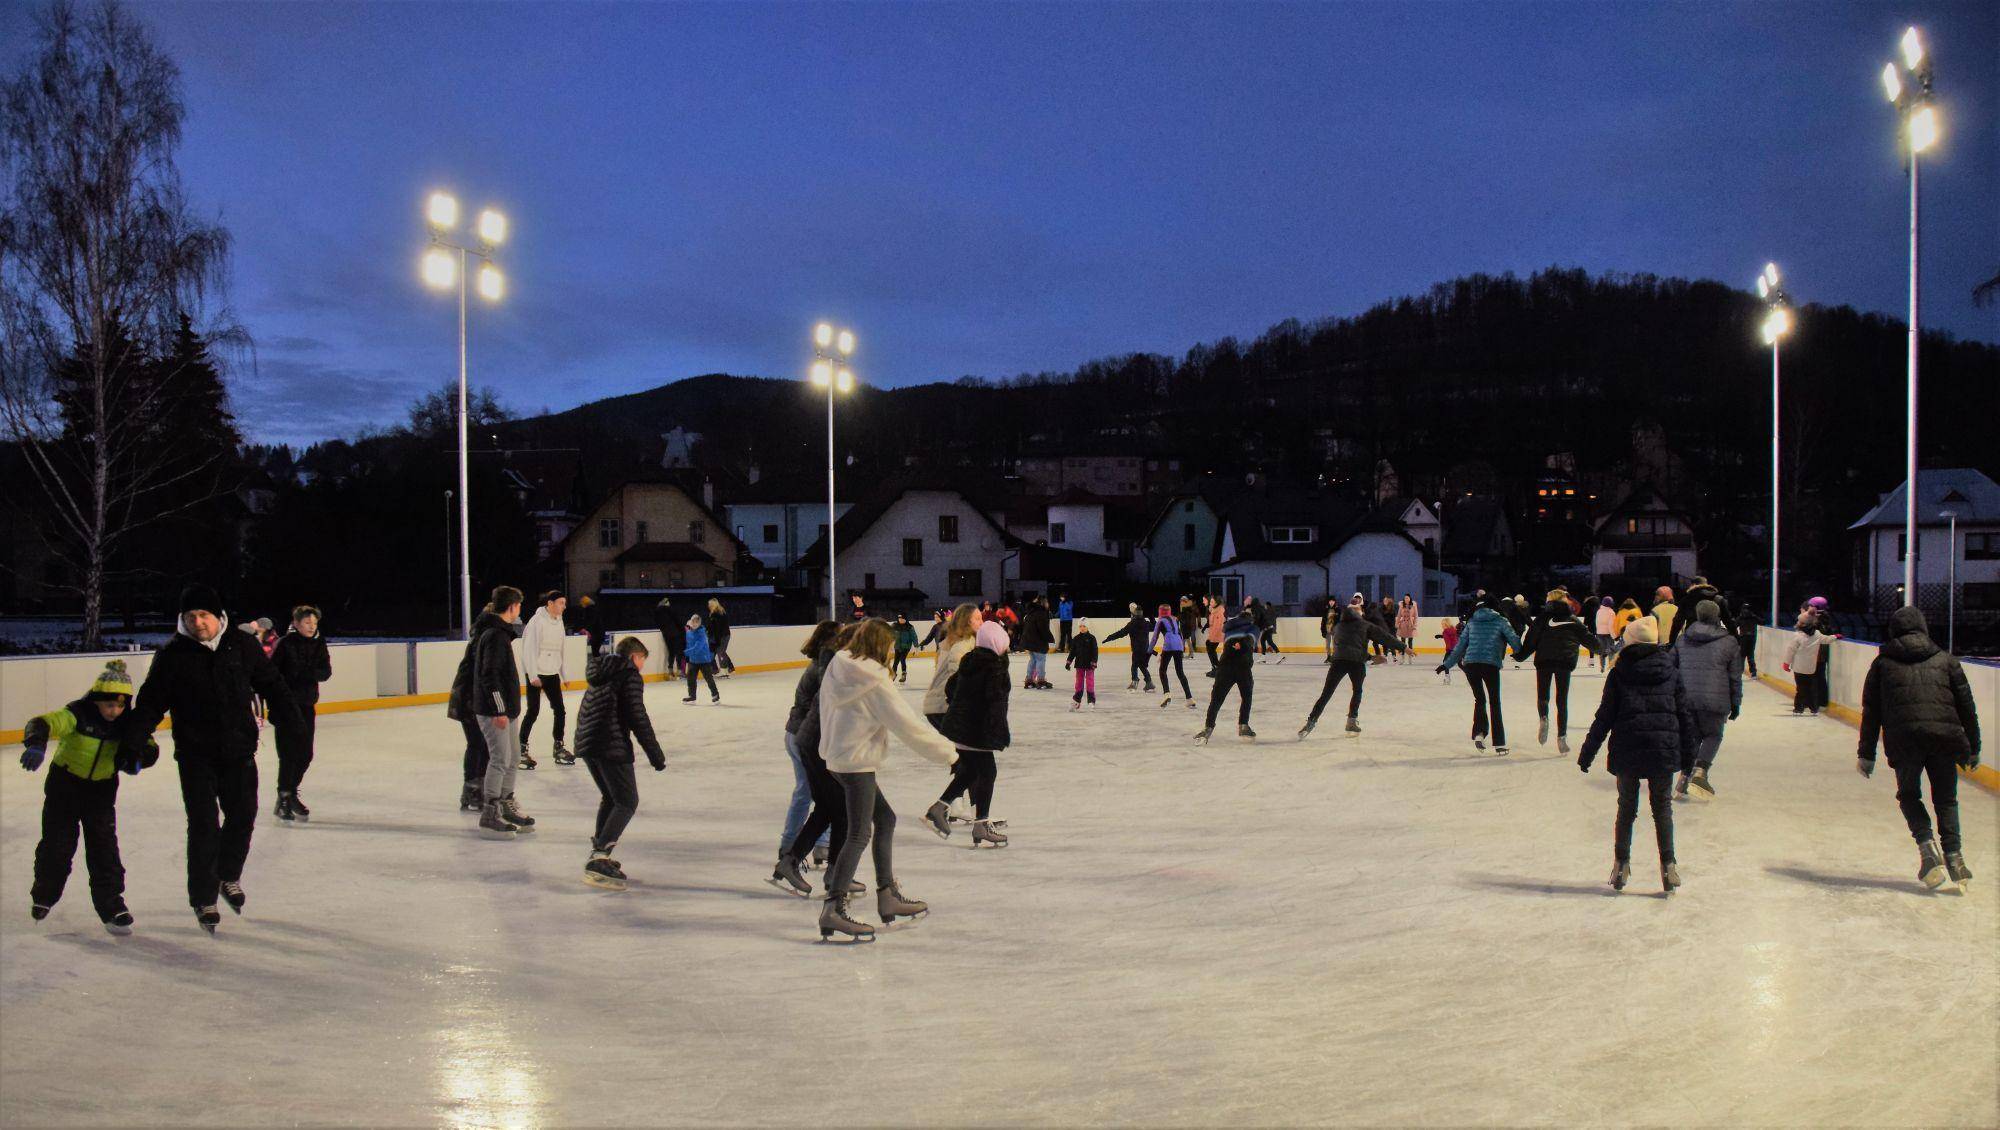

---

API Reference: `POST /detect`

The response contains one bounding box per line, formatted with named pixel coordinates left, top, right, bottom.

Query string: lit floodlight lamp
left=1764, top=262, right=1780, bottom=287
left=422, top=248, right=456, bottom=289
left=1881, top=63, right=1902, bottom=103
left=1909, top=105, right=1940, bottom=152
left=836, top=330, right=855, bottom=357
left=477, top=262, right=504, bottom=301
left=1762, top=307, right=1793, bottom=345
left=836, top=368, right=854, bottom=393
left=810, top=360, right=833, bottom=387
left=1900, top=26, right=1924, bottom=71
left=1756, top=276, right=1770, bottom=299
left=814, top=323, right=834, bottom=348
left=428, top=191, right=460, bottom=230
left=477, top=209, right=508, bottom=246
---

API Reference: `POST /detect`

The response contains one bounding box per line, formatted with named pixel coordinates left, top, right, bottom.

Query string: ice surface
left=2, top=656, right=1995, bottom=1127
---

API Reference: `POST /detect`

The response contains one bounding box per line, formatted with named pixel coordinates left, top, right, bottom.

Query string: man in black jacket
left=269, top=604, right=331, bottom=822
left=572, top=637, right=667, bottom=890
left=1299, top=607, right=1402, bottom=739
left=126, top=585, right=305, bottom=932
left=1858, top=606, right=1981, bottom=890
left=652, top=598, right=685, bottom=676
left=1018, top=595, right=1054, bottom=689
left=1102, top=603, right=1155, bottom=692
left=448, top=586, right=531, bottom=838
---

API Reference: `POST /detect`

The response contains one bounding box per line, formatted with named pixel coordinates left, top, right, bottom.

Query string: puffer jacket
left=1440, top=606, right=1522, bottom=670
left=1150, top=617, right=1185, bottom=654
left=893, top=621, right=918, bottom=652
left=572, top=655, right=666, bottom=768
left=1668, top=585, right=1734, bottom=645
left=1104, top=611, right=1151, bottom=651
left=787, top=648, right=834, bottom=735
left=270, top=628, right=332, bottom=706
left=817, top=652, right=958, bottom=774
left=1859, top=607, right=1981, bottom=769
left=942, top=646, right=1011, bottom=751
left=22, top=700, right=140, bottom=782
left=1019, top=604, right=1053, bottom=650
left=1066, top=632, right=1099, bottom=670
left=684, top=627, right=714, bottom=666
left=1673, top=621, right=1743, bottom=717
left=1578, top=643, right=1697, bottom=778
left=1206, top=606, right=1226, bottom=644
left=1517, top=604, right=1598, bottom=672
left=446, top=611, right=522, bottom=720
left=1329, top=608, right=1401, bottom=664
left=1595, top=605, right=1617, bottom=636
left=129, top=616, right=304, bottom=758
left=922, top=636, right=974, bottom=715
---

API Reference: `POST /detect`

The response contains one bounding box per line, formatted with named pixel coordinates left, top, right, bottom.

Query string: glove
left=20, top=744, right=45, bottom=772
left=1856, top=758, right=1874, bottom=779
left=1729, top=706, right=1740, bottom=721
left=1782, top=663, right=1790, bottom=672
left=1434, top=664, right=1447, bottom=676
left=649, top=757, right=666, bottom=772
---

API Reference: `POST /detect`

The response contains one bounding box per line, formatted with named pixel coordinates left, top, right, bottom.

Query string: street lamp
left=421, top=190, right=508, bottom=638
left=810, top=322, right=856, bottom=620
left=1882, top=25, right=1938, bottom=609
left=1757, top=262, right=1792, bottom=626
left=1939, top=508, right=1959, bottom=653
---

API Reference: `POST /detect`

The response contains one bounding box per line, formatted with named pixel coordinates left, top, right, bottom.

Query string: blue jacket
left=1057, top=600, right=1074, bottom=621
left=1150, top=618, right=1185, bottom=653
left=684, top=627, right=713, bottom=665
left=1440, top=607, right=1522, bottom=670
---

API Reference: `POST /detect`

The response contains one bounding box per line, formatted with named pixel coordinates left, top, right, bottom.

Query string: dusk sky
left=4, top=1, right=1995, bottom=448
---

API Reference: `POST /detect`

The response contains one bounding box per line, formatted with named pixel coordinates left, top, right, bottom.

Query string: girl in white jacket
left=1781, top=615, right=1838, bottom=715
left=519, top=591, right=571, bottom=766
left=816, top=620, right=960, bottom=942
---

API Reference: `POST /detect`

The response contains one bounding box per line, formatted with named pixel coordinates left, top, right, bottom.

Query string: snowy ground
left=2, top=655, right=1995, bottom=1127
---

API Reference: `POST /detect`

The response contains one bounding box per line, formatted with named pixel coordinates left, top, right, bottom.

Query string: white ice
left=2, top=655, right=1995, bottom=1127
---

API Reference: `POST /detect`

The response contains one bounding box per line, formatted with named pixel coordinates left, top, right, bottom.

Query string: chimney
left=702, top=476, right=715, bottom=511
left=747, top=464, right=761, bottom=485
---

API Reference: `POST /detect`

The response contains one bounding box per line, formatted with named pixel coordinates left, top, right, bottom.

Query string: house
left=1589, top=485, right=1697, bottom=595
left=1013, top=453, right=1183, bottom=499
left=720, top=469, right=853, bottom=572
left=478, top=448, right=587, bottom=563
left=1439, top=496, right=1517, bottom=596
left=1371, top=496, right=1458, bottom=607
left=1133, top=492, right=1225, bottom=585
left=795, top=484, right=1015, bottom=613
left=1847, top=468, right=2000, bottom=616
left=557, top=477, right=752, bottom=599
left=1203, top=487, right=1426, bottom=614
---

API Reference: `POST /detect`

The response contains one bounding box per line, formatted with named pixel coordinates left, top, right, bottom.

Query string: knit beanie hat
left=1545, top=588, right=1567, bottom=603
left=1623, top=617, right=1659, bottom=645
left=178, top=583, right=223, bottom=618
left=975, top=621, right=1010, bottom=655
left=1696, top=600, right=1721, bottom=624
left=87, top=659, right=135, bottom=702
left=1806, top=596, right=1829, bottom=610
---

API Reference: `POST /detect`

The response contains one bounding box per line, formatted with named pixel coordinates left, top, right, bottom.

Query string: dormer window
left=1265, top=526, right=1316, bottom=544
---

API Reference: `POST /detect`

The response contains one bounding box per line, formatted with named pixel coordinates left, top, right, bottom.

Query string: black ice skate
left=1493, top=744, right=1510, bottom=756
left=498, top=794, right=536, bottom=832
left=768, top=854, right=812, bottom=897
left=552, top=741, right=576, bottom=766
left=288, top=792, right=310, bottom=821
left=1345, top=717, right=1362, bottom=737
left=876, top=880, right=928, bottom=927
left=584, top=855, right=627, bottom=891
left=460, top=781, right=484, bottom=812
left=219, top=881, right=246, bottom=914
left=1689, top=767, right=1715, bottom=800
left=1661, top=861, right=1682, bottom=895
left=1127, top=679, right=1139, bottom=691
left=1609, top=859, right=1630, bottom=891
left=1238, top=724, right=1256, bottom=741
left=1918, top=840, right=1947, bottom=890
left=479, top=801, right=518, bottom=839
left=1674, top=772, right=1691, bottom=801
left=818, top=893, right=875, bottom=943
left=1944, top=851, right=1972, bottom=888
left=1297, top=720, right=1315, bottom=741
left=274, top=791, right=297, bottom=821
left=810, top=843, right=829, bottom=869
left=518, top=747, right=537, bottom=771
left=1193, top=726, right=1212, bottom=744
left=101, top=905, right=134, bottom=936
left=30, top=904, right=51, bottom=922
left=972, top=819, right=1009, bottom=849
left=922, top=801, right=952, bottom=839
left=195, top=905, right=221, bottom=934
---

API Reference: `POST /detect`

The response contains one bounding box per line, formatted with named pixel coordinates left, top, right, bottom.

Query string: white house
left=1848, top=468, right=2000, bottom=616
left=797, top=486, right=1013, bottom=611
left=1203, top=488, right=1425, bottom=614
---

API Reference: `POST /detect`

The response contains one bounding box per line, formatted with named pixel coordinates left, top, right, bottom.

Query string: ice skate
left=275, top=791, right=297, bottom=821
left=288, top=792, right=311, bottom=821
left=1237, top=723, right=1256, bottom=741
left=517, top=748, right=537, bottom=771
left=1070, top=701, right=1082, bottom=712
left=876, top=880, right=928, bottom=926
left=682, top=696, right=696, bottom=704
left=1493, top=744, right=1510, bottom=756
left=1944, top=851, right=1972, bottom=888
left=1609, top=859, right=1630, bottom=891
left=219, top=881, right=246, bottom=914
left=1193, top=726, right=1212, bottom=744
left=922, top=801, right=952, bottom=839
left=711, top=694, right=721, bottom=704
left=30, top=904, right=51, bottom=922
left=195, top=905, right=221, bottom=934
left=1538, top=717, right=1549, bottom=746
left=1662, top=861, right=1682, bottom=895
left=1160, top=695, right=1173, bottom=708
left=584, top=855, right=628, bottom=891
left=459, top=781, right=484, bottom=812
left=1473, top=735, right=1486, bottom=751
left=479, top=801, right=519, bottom=839
left=552, top=741, right=576, bottom=766
left=1143, top=681, right=1156, bottom=693
left=1186, top=698, right=1197, bottom=710
left=1345, top=717, right=1362, bottom=737
left=817, top=893, right=875, bottom=943
left=1689, top=767, right=1715, bottom=800
left=972, top=819, right=1009, bottom=848
left=768, top=854, right=812, bottom=896
left=1918, top=840, right=1948, bottom=890
left=1674, top=772, right=1691, bottom=801
left=1557, top=735, right=1571, bottom=755
left=101, top=906, right=134, bottom=936
left=1127, top=679, right=1138, bottom=691
left=498, top=794, right=535, bottom=831
left=1297, top=719, right=1315, bottom=741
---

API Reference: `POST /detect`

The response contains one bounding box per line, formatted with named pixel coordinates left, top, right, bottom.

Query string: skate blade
left=876, top=912, right=927, bottom=931
left=926, top=825, right=952, bottom=840
left=817, top=930, right=877, bottom=944
left=971, top=840, right=1009, bottom=849
left=479, top=827, right=519, bottom=840
left=102, top=922, right=133, bottom=936
left=583, top=873, right=629, bottom=892
left=1688, top=789, right=1714, bottom=802
left=1921, top=868, right=1948, bottom=890
left=765, top=876, right=813, bottom=898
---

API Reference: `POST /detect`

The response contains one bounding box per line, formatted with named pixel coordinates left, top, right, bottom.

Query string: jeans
left=1690, top=710, right=1728, bottom=767
left=1464, top=663, right=1505, bottom=746
left=1205, top=665, right=1254, bottom=728
left=32, top=770, right=124, bottom=916
left=1594, top=635, right=1614, bottom=670
left=941, top=749, right=998, bottom=819
left=1072, top=668, right=1096, bottom=702
left=1026, top=650, right=1047, bottom=685
left=826, top=771, right=896, bottom=896
left=892, top=650, right=910, bottom=679
left=780, top=731, right=829, bottom=853
left=584, top=758, right=638, bottom=851
left=1158, top=650, right=1191, bottom=699
left=522, top=673, right=565, bottom=747
left=276, top=708, right=318, bottom=793
left=176, top=753, right=258, bottom=907
left=1534, top=669, right=1572, bottom=735
left=1615, top=774, right=1676, bottom=863
left=1894, top=752, right=1961, bottom=854
left=478, top=715, right=520, bottom=803
left=1308, top=660, right=1368, bottom=725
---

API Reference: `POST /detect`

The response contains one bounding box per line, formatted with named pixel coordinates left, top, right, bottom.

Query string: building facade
left=559, top=480, right=749, bottom=598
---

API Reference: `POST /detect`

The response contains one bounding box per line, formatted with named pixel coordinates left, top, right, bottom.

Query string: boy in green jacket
left=20, top=660, right=157, bottom=934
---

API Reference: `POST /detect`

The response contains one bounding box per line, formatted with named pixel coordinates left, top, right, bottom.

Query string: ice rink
left=3, top=653, right=1995, bottom=1127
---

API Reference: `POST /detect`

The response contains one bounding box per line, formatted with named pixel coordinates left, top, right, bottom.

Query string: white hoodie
left=1783, top=627, right=1830, bottom=675
left=521, top=607, right=567, bottom=678
left=818, top=652, right=958, bottom=774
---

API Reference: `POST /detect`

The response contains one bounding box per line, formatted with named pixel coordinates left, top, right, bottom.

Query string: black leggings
left=584, top=758, right=638, bottom=851
left=685, top=663, right=719, bottom=699
left=826, top=772, right=895, bottom=896
left=1464, top=662, right=1505, bottom=746
left=892, top=650, right=910, bottom=679
left=522, top=674, right=565, bottom=746
left=1535, top=669, right=1572, bottom=734
left=1205, top=640, right=1220, bottom=667
left=460, top=713, right=487, bottom=783
left=1894, top=752, right=1961, bottom=854
left=276, top=709, right=318, bottom=793
left=1308, top=659, right=1368, bottom=724
left=1615, top=774, right=1676, bottom=863
left=786, top=747, right=848, bottom=874
left=1205, top=665, right=1254, bottom=728
left=1158, top=650, right=1192, bottom=698
left=1129, top=646, right=1153, bottom=687
left=940, top=748, right=998, bottom=819
left=32, top=770, right=124, bottom=916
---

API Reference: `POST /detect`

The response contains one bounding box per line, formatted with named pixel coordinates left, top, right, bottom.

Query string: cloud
left=227, top=354, right=424, bottom=447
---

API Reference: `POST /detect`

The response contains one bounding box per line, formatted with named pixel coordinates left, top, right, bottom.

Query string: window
left=1050, top=522, right=1067, bottom=545
left=1377, top=575, right=1396, bottom=599
left=938, top=515, right=960, bottom=543
left=1964, top=533, right=1998, bottom=560
left=864, top=573, right=876, bottom=590
left=597, top=568, right=616, bottom=588
left=1355, top=576, right=1373, bottom=601
left=1624, top=555, right=1672, bottom=579
left=1267, top=526, right=1315, bottom=544
left=1183, top=523, right=1196, bottom=550
left=598, top=519, right=621, bottom=548
left=1281, top=575, right=1301, bottom=604
left=1425, top=577, right=1442, bottom=600
left=762, top=524, right=779, bottom=544
left=949, top=569, right=982, bottom=597
left=903, top=538, right=924, bottom=566
left=1183, top=501, right=1194, bottom=513
left=635, top=520, right=649, bottom=543
left=687, top=521, right=705, bottom=544
left=668, top=568, right=684, bottom=587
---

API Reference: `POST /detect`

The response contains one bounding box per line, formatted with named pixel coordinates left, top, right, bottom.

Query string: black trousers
left=177, top=753, right=258, bottom=908
left=1058, top=620, right=1073, bottom=652
left=276, top=708, right=318, bottom=793
left=1308, top=659, right=1368, bottom=724
left=1615, top=774, right=1676, bottom=863
left=584, top=758, right=639, bottom=851
left=1158, top=650, right=1192, bottom=699
left=460, top=714, right=487, bottom=782
left=940, top=749, right=998, bottom=819
left=685, top=663, right=719, bottom=699
left=1128, top=645, right=1153, bottom=687
left=1793, top=668, right=1829, bottom=712
left=1206, top=640, right=1220, bottom=667
left=892, top=650, right=910, bottom=679
left=32, top=770, right=124, bottom=916
left=664, top=639, right=685, bottom=674
left=1464, top=662, right=1505, bottom=746
left=1259, top=627, right=1277, bottom=654
left=714, top=641, right=735, bottom=673
left=522, top=674, right=565, bottom=746
left=826, top=771, right=895, bottom=895
left=1738, top=638, right=1758, bottom=678
left=1205, top=665, right=1254, bottom=728
left=1894, top=752, right=1962, bottom=854
left=786, top=747, right=848, bottom=875
left=1535, top=669, right=1573, bottom=734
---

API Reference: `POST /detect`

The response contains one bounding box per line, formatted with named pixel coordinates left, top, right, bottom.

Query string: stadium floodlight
left=1880, top=63, right=1902, bottom=104
left=809, top=323, right=858, bottom=619
left=1758, top=262, right=1794, bottom=625
left=836, top=330, right=855, bottom=357
left=810, top=360, right=833, bottom=387
left=422, top=248, right=456, bottom=290
left=1880, top=26, right=1937, bottom=607
left=428, top=191, right=460, bottom=230
left=815, top=322, right=834, bottom=348
left=836, top=368, right=854, bottom=392
left=477, top=262, right=504, bottom=301
left=1908, top=105, right=1939, bottom=153
left=478, top=209, right=508, bottom=246
left=1900, top=26, right=1923, bottom=71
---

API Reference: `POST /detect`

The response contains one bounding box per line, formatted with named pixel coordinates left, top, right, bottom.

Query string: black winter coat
left=653, top=604, right=685, bottom=648
left=1578, top=643, right=1697, bottom=778
left=1673, top=622, right=1742, bottom=717
left=271, top=630, right=332, bottom=706
left=942, top=646, right=1011, bottom=750
left=1177, top=607, right=1199, bottom=644
left=787, top=649, right=834, bottom=736
left=1668, top=585, right=1736, bottom=645
left=1066, top=633, right=1100, bottom=670
left=573, top=655, right=666, bottom=768
left=1859, top=607, right=1981, bottom=769
left=707, top=610, right=732, bottom=650
left=1518, top=609, right=1599, bottom=672
left=1103, top=613, right=1150, bottom=647
left=1329, top=609, right=1401, bottom=664
left=1019, top=604, right=1053, bottom=649
left=448, top=612, right=522, bottom=720
left=128, top=625, right=303, bottom=762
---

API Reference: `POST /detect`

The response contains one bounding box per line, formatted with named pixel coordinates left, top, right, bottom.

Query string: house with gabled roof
left=557, top=476, right=753, bottom=599
left=1203, top=486, right=1427, bottom=614
left=795, top=481, right=1015, bottom=612
left=1848, top=468, right=2000, bottom=616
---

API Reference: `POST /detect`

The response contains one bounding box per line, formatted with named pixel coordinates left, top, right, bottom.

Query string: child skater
left=1857, top=606, right=1980, bottom=891
left=1781, top=612, right=1836, bottom=715
left=891, top=614, right=917, bottom=683
left=681, top=614, right=721, bottom=704
left=19, top=660, right=154, bottom=933
left=936, top=620, right=1013, bottom=848
left=572, top=637, right=668, bottom=891
left=1435, top=619, right=1459, bottom=683
left=1066, top=618, right=1099, bottom=711
left=1151, top=604, right=1195, bottom=708
left=1577, top=617, right=1697, bottom=894
left=1299, top=605, right=1402, bottom=739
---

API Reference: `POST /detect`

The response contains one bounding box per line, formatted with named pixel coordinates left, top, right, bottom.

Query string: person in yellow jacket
left=18, top=660, right=157, bottom=934
left=1610, top=599, right=1643, bottom=662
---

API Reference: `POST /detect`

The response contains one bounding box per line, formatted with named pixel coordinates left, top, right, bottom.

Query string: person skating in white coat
left=518, top=591, right=572, bottom=766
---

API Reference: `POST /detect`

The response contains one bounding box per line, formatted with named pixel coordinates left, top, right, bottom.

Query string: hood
left=1470, top=606, right=1506, bottom=628
left=530, top=607, right=562, bottom=629
left=471, top=610, right=512, bottom=638
left=819, top=650, right=894, bottom=710
left=1679, top=622, right=1729, bottom=646
left=585, top=653, right=627, bottom=688
left=177, top=611, right=231, bottom=651
left=975, top=621, right=1011, bottom=654
left=1879, top=606, right=1939, bottom=663
left=1616, top=643, right=1676, bottom=684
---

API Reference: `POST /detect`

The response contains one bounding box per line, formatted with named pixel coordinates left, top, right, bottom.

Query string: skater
left=706, top=597, right=735, bottom=676
left=19, top=660, right=153, bottom=934
left=682, top=614, right=721, bottom=703
left=1065, top=618, right=1100, bottom=710
left=269, top=604, right=331, bottom=819
left=773, top=622, right=843, bottom=890
left=575, top=594, right=608, bottom=656
left=922, top=604, right=981, bottom=726
left=1176, top=597, right=1202, bottom=660
left=1857, top=606, right=1981, bottom=891
left=930, top=619, right=1012, bottom=847
left=1667, top=578, right=1732, bottom=646
left=125, top=585, right=305, bottom=932
left=1649, top=585, right=1679, bottom=644
left=1056, top=592, right=1074, bottom=654
left=815, top=620, right=960, bottom=941
left=1395, top=594, right=1420, bottom=664
left=773, top=623, right=862, bottom=897
left=1577, top=615, right=1698, bottom=894
left=447, top=586, right=536, bottom=840
left=849, top=591, right=869, bottom=623
left=1205, top=594, right=1226, bottom=667
left=1320, top=598, right=1341, bottom=665
left=1435, top=618, right=1460, bottom=682
left=1593, top=597, right=1617, bottom=672
left=1195, top=606, right=1260, bottom=742
left=1516, top=594, right=1599, bottom=753
left=1781, top=611, right=1836, bottom=715
left=1103, top=602, right=1155, bottom=691
left=1733, top=600, right=1760, bottom=678
left=653, top=597, right=686, bottom=677
left=1151, top=605, right=1194, bottom=707
left=1610, top=598, right=1642, bottom=661
left=1019, top=595, right=1054, bottom=689
left=1672, top=600, right=1742, bottom=800
left=1436, top=594, right=1524, bottom=754
left=1370, top=597, right=1396, bottom=660
left=891, top=614, right=917, bottom=683
left=1299, top=605, right=1402, bottom=739
left=519, top=590, right=571, bottom=767
left=573, top=636, right=668, bottom=891
left=918, top=609, right=947, bottom=655
left=1254, top=597, right=1279, bottom=658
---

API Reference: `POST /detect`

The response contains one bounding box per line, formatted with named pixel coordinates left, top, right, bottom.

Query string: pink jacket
left=1206, top=604, right=1225, bottom=643
left=1394, top=601, right=1419, bottom=637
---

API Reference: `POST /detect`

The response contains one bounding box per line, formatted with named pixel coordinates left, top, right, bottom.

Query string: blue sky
left=4, top=0, right=1995, bottom=446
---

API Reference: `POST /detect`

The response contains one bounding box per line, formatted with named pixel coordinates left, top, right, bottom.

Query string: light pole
left=809, top=323, right=856, bottom=620
left=1939, top=508, right=1959, bottom=653
left=1882, top=27, right=1939, bottom=609
left=421, top=191, right=508, bottom=638
left=444, top=489, right=456, bottom=635
left=1757, top=263, right=1792, bottom=626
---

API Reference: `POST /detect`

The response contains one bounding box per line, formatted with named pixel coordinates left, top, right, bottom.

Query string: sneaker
left=583, top=857, right=628, bottom=891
